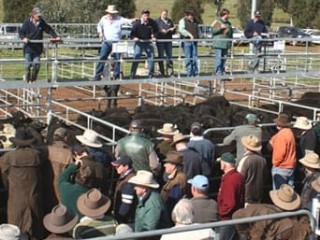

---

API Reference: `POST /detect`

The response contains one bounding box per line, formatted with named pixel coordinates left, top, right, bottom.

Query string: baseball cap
left=217, top=152, right=236, bottom=164
left=130, top=119, right=143, bottom=129
left=245, top=113, right=257, bottom=123
left=54, top=127, right=67, bottom=137
left=254, top=10, right=261, bottom=17
left=188, top=175, right=209, bottom=190
left=32, top=7, right=42, bottom=16
left=112, top=156, right=132, bottom=167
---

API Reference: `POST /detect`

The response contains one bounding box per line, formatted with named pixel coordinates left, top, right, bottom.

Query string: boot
left=31, top=69, right=39, bottom=82
left=25, top=70, right=31, bottom=83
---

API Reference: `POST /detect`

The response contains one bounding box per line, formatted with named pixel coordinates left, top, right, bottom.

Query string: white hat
left=293, top=117, right=312, bottom=130
left=0, top=224, right=26, bottom=240
left=128, top=170, right=159, bottom=189
left=299, top=152, right=320, bottom=169
left=105, top=5, right=119, bottom=14
left=76, top=129, right=102, bottom=148
left=157, top=123, right=179, bottom=135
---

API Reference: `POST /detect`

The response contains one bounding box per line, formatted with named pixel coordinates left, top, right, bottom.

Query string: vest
left=183, top=17, right=198, bottom=39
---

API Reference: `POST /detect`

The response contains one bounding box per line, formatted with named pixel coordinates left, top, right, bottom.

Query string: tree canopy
left=171, top=0, right=204, bottom=24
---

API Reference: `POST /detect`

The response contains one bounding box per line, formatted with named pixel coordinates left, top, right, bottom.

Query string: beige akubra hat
left=299, top=152, right=320, bottom=169
left=241, top=134, right=262, bottom=152
left=293, top=116, right=312, bottom=130
left=157, top=123, right=179, bottom=135
left=76, top=129, right=102, bottom=148
left=269, top=184, right=301, bottom=211
left=105, top=5, right=119, bottom=14
left=128, top=170, right=159, bottom=189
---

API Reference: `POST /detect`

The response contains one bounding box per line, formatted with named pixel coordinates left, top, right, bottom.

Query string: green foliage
left=288, top=0, right=320, bottom=28
left=171, top=0, right=204, bottom=24
left=108, top=0, right=136, bottom=18
left=3, top=0, right=37, bottom=23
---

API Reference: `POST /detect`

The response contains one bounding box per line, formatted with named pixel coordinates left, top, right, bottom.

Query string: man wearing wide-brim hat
left=233, top=184, right=310, bottom=239
left=156, top=123, right=179, bottom=161
left=128, top=170, right=171, bottom=233
left=73, top=188, right=118, bottom=238
left=299, top=152, right=320, bottom=210
left=268, top=112, right=296, bottom=190
left=161, top=151, right=187, bottom=215
left=0, top=127, right=45, bottom=239
left=293, top=116, right=318, bottom=159
left=172, top=132, right=208, bottom=179
left=237, top=134, right=267, bottom=206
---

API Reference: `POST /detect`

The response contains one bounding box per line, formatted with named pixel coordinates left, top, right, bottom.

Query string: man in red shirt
left=217, top=152, right=244, bottom=240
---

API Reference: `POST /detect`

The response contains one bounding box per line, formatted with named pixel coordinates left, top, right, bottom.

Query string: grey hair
left=171, top=199, right=194, bottom=225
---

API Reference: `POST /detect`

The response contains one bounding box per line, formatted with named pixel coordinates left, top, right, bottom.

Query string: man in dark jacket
left=155, top=9, right=175, bottom=77
left=19, top=7, right=60, bottom=82
left=130, top=9, right=158, bottom=79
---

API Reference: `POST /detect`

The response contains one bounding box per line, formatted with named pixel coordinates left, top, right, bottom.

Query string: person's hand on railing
left=22, top=37, right=29, bottom=44
left=49, top=37, right=62, bottom=43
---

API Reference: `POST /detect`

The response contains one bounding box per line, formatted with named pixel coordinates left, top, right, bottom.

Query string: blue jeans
left=182, top=41, right=198, bottom=77
left=130, top=41, right=155, bottom=78
left=214, top=48, right=228, bottom=76
left=272, top=167, right=295, bottom=190
left=251, top=35, right=263, bottom=53
left=156, top=41, right=173, bottom=75
left=25, top=52, right=40, bottom=71
left=95, top=41, right=121, bottom=79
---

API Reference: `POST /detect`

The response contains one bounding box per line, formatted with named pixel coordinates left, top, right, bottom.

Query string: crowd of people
left=0, top=111, right=319, bottom=239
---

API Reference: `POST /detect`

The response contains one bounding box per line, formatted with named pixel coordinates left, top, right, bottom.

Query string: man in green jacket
left=212, top=8, right=233, bottom=76
left=128, top=170, right=171, bottom=235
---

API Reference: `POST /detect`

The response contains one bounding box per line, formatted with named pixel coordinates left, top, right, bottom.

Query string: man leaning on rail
left=19, top=7, right=61, bottom=83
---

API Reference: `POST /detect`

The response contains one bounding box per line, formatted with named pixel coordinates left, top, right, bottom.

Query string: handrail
left=87, top=209, right=315, bottom=240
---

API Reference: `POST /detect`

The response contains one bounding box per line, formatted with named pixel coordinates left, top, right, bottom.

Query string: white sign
left=112, top=43, right=129, bottom=53
left=273, top=40, right=285, bottom=51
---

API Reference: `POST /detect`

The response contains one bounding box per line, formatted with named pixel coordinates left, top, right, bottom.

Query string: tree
left=171, top=0, right=204, bottom=24
left=3, top=0, right=37, bottom=23
left=108, top=0, right=136, bottom=18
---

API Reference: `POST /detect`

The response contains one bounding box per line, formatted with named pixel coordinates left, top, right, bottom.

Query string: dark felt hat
left=9, top=127, right=35, bottom=147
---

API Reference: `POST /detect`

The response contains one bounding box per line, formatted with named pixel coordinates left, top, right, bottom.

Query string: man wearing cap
left=0, top=127, right=45, bottom=239
left=155, top=9, right=175, bottom=77
left=268, top=112, right=296, bottom=190
left=172, top=132, right=208, bottom=180
left=19, top=7, right=60, bottom=83
left=73, top=188, right=118, bottom=238
left=217, top=152, right=244, bottom=240
left=299, top=152, right=320, bottom=211
left=40, top=127, right=73, bottom=215
left=188, top=175, right=218, bottom=223
left=128, top=170, right=171, bottom=234
left=188, top=121, right=215, bottom=176
left=156, top=123, right=179, bottom=161
left=223, top=113, right=262, bottom=165
left=178, top=9, right=199, bottom=77
left=237, top=135, right=267, bottom=206
left=161, top=151, right=187, bottom=215
left=115, top=119, right=160, bottom=175
left=111, top=156, right=136, bottom=224
left=130, top=9, right=158, bottom=79
left=293, top=116, right=318, bottom=159
left=233, top=184, right=310, bottom=240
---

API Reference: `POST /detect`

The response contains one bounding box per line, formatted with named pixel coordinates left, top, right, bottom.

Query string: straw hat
left=164, top=151, right=184, bottom=165
left=128, top=170, right=159, bottom=189
left=171, top=133, right=190, bottom=146
left=76, top=129, right=102, bottom=148
left=77, top=188, right=111, bottom=218
left=105, top=5, right=119, bottom=14
left=43, top=204, right=78, bottom=234
left=269, top=184, right=301, bottom=211
left=157, top=123, right=179, bottom=135
left=311, top=177, right=320, bottom=193
left=241, top=135, right=262, bottom=152
left=273, top=113, right=292, bottom=127
left=299, top=152, right=320, bottom=169
left=293, top=117, right=312, bottom=130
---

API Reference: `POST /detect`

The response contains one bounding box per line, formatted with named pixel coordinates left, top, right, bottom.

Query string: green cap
left=218, top=152, right=236, bottom=164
